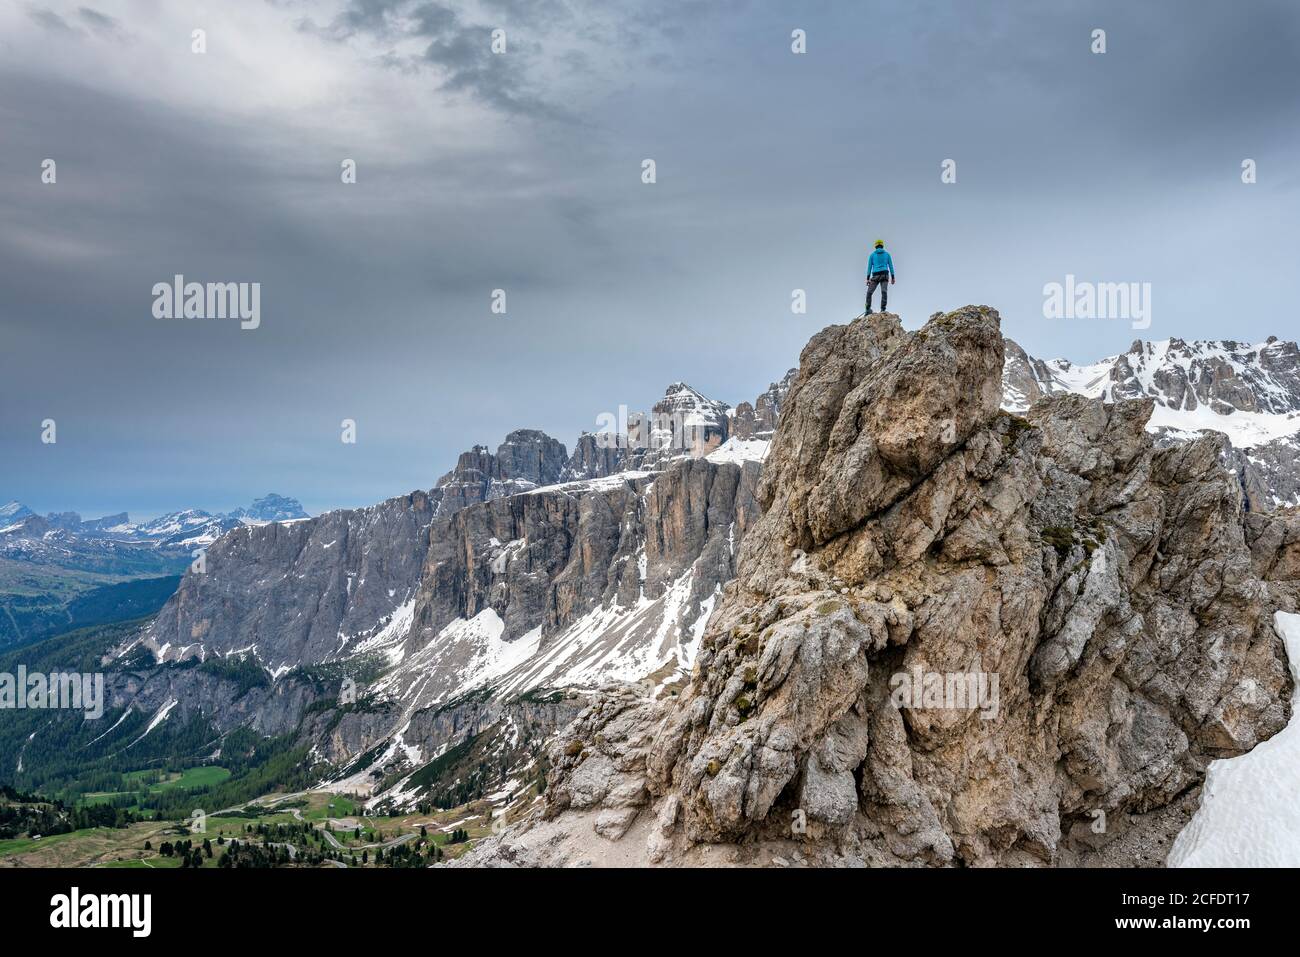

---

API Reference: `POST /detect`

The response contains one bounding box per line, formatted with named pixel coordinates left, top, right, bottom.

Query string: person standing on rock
left=865, top=239, right=895, bottom=314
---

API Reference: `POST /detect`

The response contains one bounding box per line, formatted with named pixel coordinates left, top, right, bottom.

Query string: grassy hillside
left=0, top=789, right=501, bottom=868
left=0, top=561, right=183, bottom=650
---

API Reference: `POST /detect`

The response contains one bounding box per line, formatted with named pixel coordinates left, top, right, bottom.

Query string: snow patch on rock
left=1168, top=611, right=1300, bottom=867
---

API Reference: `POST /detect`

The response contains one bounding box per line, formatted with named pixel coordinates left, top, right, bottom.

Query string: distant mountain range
left=0, top=494, right=307, bottom=649
left=0, top=492, right=309, bottom=549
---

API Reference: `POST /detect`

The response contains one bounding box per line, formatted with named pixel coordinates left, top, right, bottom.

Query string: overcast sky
left=2, top=0, right=1298, bottom=519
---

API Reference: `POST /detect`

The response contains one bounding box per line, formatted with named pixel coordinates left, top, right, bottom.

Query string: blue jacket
left=867, top=248, right=894, bottom=279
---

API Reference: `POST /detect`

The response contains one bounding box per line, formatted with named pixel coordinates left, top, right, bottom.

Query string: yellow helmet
left=874, top=239, right=885, bottom=247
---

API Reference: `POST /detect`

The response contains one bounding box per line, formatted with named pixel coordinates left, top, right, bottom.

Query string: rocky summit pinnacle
left=461, top=306, right=1300, bottom=867
left=431, top=428, right=570, bottom=514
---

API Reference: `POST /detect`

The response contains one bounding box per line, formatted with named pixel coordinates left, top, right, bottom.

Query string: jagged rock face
left=566, top=432, right=629, bottom=480
left=101, top=663, right=322, bottom=740
left=494, top=429, right=570, bottom=485
left=392, top=458, right=763, bottom=707
left=730, top=402, right=758, bottom=440
left=43, top=511, right=83, bottom=530
left=307, top=691, right=584, bottom=786
left=1110, top=338, right=1300, bottom=415
left=415, top=478, right=651, bottom=647
left=753, top=369, right=796, bottom=438
left=105, top=375, right=770, bottom=807
left=566, top=377, right=786, bottom=477
left=1225, top=440, right=1300, bottom=513
left=1006, top=336, right=1300, bottom=417
left=1247, top=509, right=1300, bottom=610
left=1004, top=336, right=1300, bottom=509
left=749, top=311, right=1001, bottom=559
left=319, top=455, right=763, bottom=804
left=654, top=383, right=731, bottom=445
left=51, top=359, right=785, bottom=814
left=138, top=491, right=435, bottom=669
left=610, top=384, right=733, bottom=471
left=1002, top=338, right=1065, bottom=412
left=432, top=429, right=569, bottom=514
left=107, top=452, right=764, bottom=812
left=540, top=307, right=1294, bottom=867
left=730, top=372, right=796, bottom=443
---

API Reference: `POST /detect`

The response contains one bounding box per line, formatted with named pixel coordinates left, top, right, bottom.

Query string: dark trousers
left=866, top=273, right=890, bottom=313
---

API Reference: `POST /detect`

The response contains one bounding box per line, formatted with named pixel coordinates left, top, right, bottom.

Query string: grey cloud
left=407, top=1, right=458, bottom=37
left=308, top=0, right=404, bottom=41
left=3, top=0, right=1298, bottom=519
left=27, top=5, right=127, bottom=39
left=27, top=7, right=74, bottom=32
left=76, top=7, right=124, bottom=37
left=296, top=0, right=751, bottom=119
left=419, top=32, right=557, bottom=118
left=298, top=0, right=562, bottom=116
left=478, top=0, right=574, bottom=29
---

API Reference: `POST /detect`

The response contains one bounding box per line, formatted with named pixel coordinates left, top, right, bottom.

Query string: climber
left=864, top=239, right=895, bottom=315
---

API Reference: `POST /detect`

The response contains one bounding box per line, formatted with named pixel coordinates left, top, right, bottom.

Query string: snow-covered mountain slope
left=562, top=376, right=789, bottom=481
left=0, top=524, right=184, bottom=576
left=114, top=493, right=309, bottom=545
left=324, top=455, right=760, bottom=810
left=1167, top=611, right=1300, bottom=867
left=131, top=508, right=237, bottom=547
left=1004, top=337, right=1300, bottom=507
left=1003, top=336, right=1300, bottom=430
left=645, top=381, right=732, bottom=460
left=0, top=501, right=35, bottom=527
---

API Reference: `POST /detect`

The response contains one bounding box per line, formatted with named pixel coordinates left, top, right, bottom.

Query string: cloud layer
left=2, top=0, right=1298, bottom=517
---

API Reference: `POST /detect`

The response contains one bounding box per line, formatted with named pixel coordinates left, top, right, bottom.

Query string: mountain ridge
left=458, top=307, right=1300, bottom=867
left=8, top=314, right=1300, bottom=866
left=0, top=493, right=310, bottom=547
left=1004, top=335, right=1300, bottom=508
